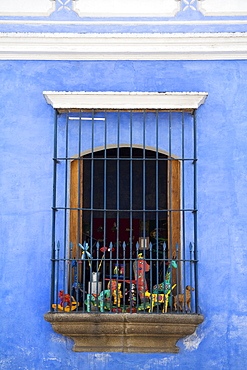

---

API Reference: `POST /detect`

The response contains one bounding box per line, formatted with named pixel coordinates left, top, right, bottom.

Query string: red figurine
left=58, top=290, right=71, bottom=307
left=133, top=253, right=150, bottom=300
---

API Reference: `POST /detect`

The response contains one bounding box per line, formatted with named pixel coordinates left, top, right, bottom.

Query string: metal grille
left=51, top=109, right=198, bottom=314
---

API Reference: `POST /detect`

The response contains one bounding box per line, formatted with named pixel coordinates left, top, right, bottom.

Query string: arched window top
left=72, top=144, right=181, bottom=160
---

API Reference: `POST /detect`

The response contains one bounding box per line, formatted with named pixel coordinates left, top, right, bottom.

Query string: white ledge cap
left=43, top=91, right=208, bottom=110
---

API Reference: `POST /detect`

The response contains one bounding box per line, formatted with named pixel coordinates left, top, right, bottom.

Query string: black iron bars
left=50, top=109, right=198, bottom=315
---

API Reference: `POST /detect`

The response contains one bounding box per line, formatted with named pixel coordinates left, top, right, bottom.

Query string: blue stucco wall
left=1, top=59, right=247, bottom=369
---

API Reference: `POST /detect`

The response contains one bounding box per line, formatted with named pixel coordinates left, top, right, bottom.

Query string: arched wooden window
left=69, top=145, right=181, bottom=296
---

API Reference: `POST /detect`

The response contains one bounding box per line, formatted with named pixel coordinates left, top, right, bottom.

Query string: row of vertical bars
left=52, top=240, right=197, bottom=313
left=50, top=108, right=198, bottom=314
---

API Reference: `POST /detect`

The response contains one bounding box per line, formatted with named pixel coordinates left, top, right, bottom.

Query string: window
left=44, top=91, right=206, bottom=353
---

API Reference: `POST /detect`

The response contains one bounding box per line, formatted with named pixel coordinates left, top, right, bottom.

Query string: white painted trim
left=198, top=1, right=247, bottom=17
left=1, top=19, right=247, bottom=26
left=72, top=0, right=180, bottom=18
left=199, top=9, right=247, bottom=17
left=43, top=91, right=208, bottom=110
left=1, top=32, right=247, bottom=61
left=0, top=0, right=55, bottom=17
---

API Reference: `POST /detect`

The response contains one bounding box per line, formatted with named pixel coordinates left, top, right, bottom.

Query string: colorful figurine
left=128, top=283, right=137, bottom=307
left=113, top=285, right=123, bottom=307
left=78, top=242, right=92, bottom=267
left=164, top=284, right=177, bottom=313
left=58, top=290, right=71, bottom=306
left=153, top=260, right=177, bottom=294
left=133, top=253, right=150, bottom=300
left=98, top=289, right=111, bottom=312
left=85, top=293, right=97, bottom=312
left=71, top=260, right=83, bottom=290
left=119, top=264, right=125, bottom=276
left=144, top=291, right=164, bottom=312
left=145, top=284, right=176, bottom=313
left=52, top=290, right=78, bottom=312
left=113, top=264, right=125, bottom=277
left=108, top=280, right=123, bottom=307
left=113, top=265, right=119, bottom=275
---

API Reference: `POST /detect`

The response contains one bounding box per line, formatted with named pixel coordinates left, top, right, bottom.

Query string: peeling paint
left=183, top=330, right=205, bottom=351
left=45, top=357, right=61, bottom=362
left=90, top=353, right=111, bottom=363
left=94, top=353, right=111, bottom=361
left=126, top=355, right=180, bottom=370
left=50, top=334, right=67, bottom=344
left=229, top=315, right=247, bottom=340
left=87, top=353, right=112, bottom=370
left=158, top=356, right=179, bottom=366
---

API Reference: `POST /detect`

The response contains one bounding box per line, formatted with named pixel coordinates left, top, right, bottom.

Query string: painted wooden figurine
left=58, top=290, right=71, bottom=306
left=153, top=260, right=177, bottom=294
left=128, top=283, right=137, bottom=307
left=98, top=289, right=111, bottom=312
left=145, top=284, right=176, bottom=313
left=108, top=280, right=123, bottom=307
left=85, top=293, right=97, bottom=312
left=133, top=253, right=150, bottom=301
left=52, top=290, right=77, bottom=312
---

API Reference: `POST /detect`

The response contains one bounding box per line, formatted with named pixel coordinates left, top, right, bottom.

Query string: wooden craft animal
left=52, top=301, right=78, bottom=312
left=137, top=301, right=151, bottom=311
left=85, top=293, right=97, bottom=312
left=145, top=284, right=176, bottom=313
left=144, top=291, right=164, bottom=312
left=98, top=289, right=111, bottom=312
left=108, top=281, right=123, bottom=307
left=58, top=290, right=71, bottom=306
left=133, top=254, right=150, bottom=300
left=153, top=260, right=177, bottom=294
left=52, top=290, right=78, bottom=312
left=173, top=285, right=195, bottom=312
left=112, top=288, right=123, bottom=307
left=85, top=291, right=112, bottom=312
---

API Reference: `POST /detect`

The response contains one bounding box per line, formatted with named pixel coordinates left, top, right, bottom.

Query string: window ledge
left=44, top=312, right=204, bottom=353
left=43, top=91, right=208, bottom=111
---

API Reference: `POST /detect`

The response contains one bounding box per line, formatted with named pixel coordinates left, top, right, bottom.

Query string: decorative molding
left=57, top=0, right=71, bottom=12
left=44, top=313, right=204, bottom=353
left=182, top=0, right=197, bottom=12
left=72, top=0, right=180, bottom=18
left=0, top=0, right=55, bottom=17
left=1, top=32, right=247, bottom=61
left=198, top=0, right=247, bottom=16
left=1, top=20, right=247, bottom=26
left=43, top=91, right=208, bottom=110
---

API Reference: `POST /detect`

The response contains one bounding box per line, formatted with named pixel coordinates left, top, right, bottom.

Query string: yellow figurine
left=108, top=281, right=123, bottom=307
left=52, top=301, right=78, bottom=312
left=145, top=284, right=176, bottom=313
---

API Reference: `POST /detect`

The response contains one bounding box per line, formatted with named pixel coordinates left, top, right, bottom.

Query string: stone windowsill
left=44, top=312, right=204, bottom=353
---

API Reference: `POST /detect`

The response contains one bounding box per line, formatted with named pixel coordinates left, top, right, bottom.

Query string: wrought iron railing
left=50, top=109, right=198, bottom=314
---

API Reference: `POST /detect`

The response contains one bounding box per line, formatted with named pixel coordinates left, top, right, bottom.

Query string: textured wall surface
left=1, top=59, right=247, bottom=369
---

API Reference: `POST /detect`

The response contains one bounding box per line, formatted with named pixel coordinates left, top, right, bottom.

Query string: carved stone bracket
left=44, top=312, right=204, bottom=353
